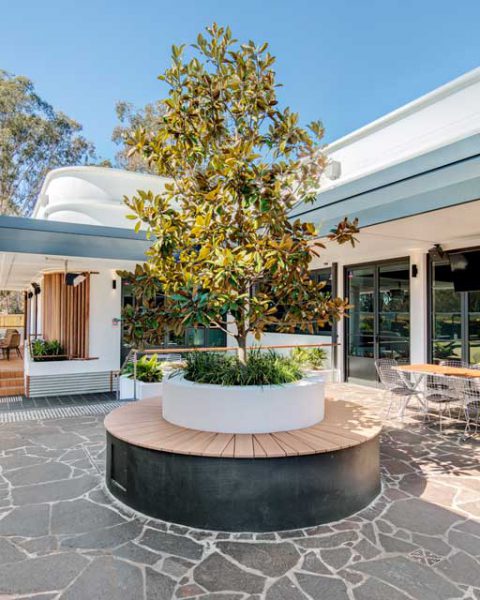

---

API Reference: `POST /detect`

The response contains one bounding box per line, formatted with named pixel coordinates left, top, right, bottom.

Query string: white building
left=0, top=67, right=479, bottom=395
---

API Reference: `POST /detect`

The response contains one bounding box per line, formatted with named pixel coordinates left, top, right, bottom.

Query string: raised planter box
left=162, top=374, right=325, bottom=434
left=119, top=375, right=163, bottom=400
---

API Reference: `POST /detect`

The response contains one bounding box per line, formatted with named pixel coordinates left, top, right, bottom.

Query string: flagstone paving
left=0, top=384, right=478, bottom=599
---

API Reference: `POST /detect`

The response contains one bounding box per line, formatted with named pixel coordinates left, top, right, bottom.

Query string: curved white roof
left=33, top=166, right=170, bottom=228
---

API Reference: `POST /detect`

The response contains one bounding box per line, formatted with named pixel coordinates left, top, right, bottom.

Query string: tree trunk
left=235, top=331, right=248, bottom=365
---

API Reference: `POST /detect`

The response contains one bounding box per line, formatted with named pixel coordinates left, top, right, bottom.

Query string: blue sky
left=2, top=0, right=480, bottom=161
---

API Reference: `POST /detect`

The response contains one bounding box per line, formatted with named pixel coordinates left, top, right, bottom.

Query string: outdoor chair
left=0, top=330, right=15, bottom=357
left=0, top=331, right=22, bottom=360
left=375, top=358, right=422, bottom=419
left=460, top=377, right=480, bottom=437
left=439, top=359, right=470, bottom=368
left=424, top=374, right=463, bottom=432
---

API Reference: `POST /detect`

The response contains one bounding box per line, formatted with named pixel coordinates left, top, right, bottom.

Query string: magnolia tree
left=121, top=24, right=358, bottom=363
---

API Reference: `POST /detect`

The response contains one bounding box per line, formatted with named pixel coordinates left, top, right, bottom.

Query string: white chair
left=439, top=359, right=470, bottom=369
left=424, top=374, right=462, bottom=432
left=461, top=378, right=480, bottom=437
left=375, top=359, right=422, bottom=419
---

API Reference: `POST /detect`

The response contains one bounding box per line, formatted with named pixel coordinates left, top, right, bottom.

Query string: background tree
left=122, top=24, right=358, bottom=362
left=0, top=70, right=95, bottom=215
left=112, top=100, right=166, bottom=172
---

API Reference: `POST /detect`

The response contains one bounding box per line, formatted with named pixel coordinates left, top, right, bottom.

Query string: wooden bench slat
left=234, top=434, right=255, bottom=458
left=253, top=434, right=287, bottom=457
left=252, top=436, right=267, bottom=458
left=272, top=431, right=318, bottom=455
left=104, top=398, right=381, bottom=459
left=221, top=436, right=235, bottom=457
left=203, top=433, right=234, bottom=456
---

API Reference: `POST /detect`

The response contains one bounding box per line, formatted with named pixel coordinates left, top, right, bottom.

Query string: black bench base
left=106, top=432, right=381, bottom=532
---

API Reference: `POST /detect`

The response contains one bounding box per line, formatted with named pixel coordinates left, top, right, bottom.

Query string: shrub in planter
left=291, top=347, right=327, bottom=370
left=31, top=339, right=66, bottom=362
left=181, top=349, right=302, bottom=386
left=122, top=354, right=164, bottom=383
left=120, top=354, right=164, bottom=400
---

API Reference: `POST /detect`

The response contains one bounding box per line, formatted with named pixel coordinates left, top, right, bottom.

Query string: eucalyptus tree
left=0, top=70, right=95, bottom=215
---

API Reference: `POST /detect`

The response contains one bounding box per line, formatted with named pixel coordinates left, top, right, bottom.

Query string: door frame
left=427, top=252, right=479, bottom=363
left=343, top=257, right=410, bottom=383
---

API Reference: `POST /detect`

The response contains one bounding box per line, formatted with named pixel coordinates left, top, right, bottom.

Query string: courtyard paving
left=0, top=384, right=478, bottom=599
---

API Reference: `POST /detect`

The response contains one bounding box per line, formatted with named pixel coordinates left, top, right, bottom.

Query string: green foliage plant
left=290, top=346, right=327, bottom=370
left=180, top=349, right=302, bottom=386
left=31, top=339, right=65, bottom=361
left=121, top=24, right=358, bottom=365
left=122, top=354, right=164, bottom=383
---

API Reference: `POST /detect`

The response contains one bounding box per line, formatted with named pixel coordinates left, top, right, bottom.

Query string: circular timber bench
left=105, top=398, right=382, bottom=532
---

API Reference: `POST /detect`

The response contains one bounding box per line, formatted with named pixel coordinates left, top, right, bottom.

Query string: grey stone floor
left=0, top=385, right=478, bottom=599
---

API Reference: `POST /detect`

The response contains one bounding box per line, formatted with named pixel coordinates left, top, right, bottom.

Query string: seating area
left=375, top=358, right=480, bottom=436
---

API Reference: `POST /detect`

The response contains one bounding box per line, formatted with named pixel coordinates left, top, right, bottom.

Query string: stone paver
left=0, top=385, right=477, bottom=599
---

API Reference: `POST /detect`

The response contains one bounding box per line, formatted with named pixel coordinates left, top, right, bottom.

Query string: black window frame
left=427, top=252, right=480, bottom=364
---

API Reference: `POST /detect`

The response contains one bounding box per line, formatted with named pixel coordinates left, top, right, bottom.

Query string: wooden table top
left=394, top=364, right=480, bottom=378
left=104, top=398, right=382, bottom=459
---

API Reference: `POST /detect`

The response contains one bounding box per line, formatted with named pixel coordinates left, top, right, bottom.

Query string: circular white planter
left=162, top=375, right=325, bottom=434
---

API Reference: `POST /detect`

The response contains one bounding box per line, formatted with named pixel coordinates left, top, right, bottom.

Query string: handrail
left=133, top=342, right=339, bottom=355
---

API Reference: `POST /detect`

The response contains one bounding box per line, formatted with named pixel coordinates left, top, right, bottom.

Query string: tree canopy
left=112, top=100, right=166, bottom=172
left=0, top=70, right=95, bottom=215
left=122, top=24, right=358, bottom=360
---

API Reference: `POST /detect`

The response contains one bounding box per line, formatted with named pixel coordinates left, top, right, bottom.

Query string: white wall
left=25, top=268, right=122, bottom=376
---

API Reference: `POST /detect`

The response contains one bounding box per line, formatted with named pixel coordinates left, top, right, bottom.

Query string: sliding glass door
left=430, top=260, right=480, bottom=364
left=346, top=260, right=410, bottom=384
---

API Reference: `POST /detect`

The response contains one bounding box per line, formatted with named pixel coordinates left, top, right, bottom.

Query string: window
left=264, top=268, right=333, bottom=335
left=430, top=257, right=480, bottom=364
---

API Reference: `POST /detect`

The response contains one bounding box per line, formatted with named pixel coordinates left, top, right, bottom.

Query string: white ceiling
left=312, top=198, right=480, bottom=267
left=0, top=252, right=137, bottom=291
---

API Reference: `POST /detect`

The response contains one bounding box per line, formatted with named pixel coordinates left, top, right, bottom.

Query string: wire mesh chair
left=460, top=377, right=480, bottom=437
left=375, top=359, right=422, bottom=419
left=439, top=359, right=470, bottom=369
left=424, top=374, right=463, bottom=432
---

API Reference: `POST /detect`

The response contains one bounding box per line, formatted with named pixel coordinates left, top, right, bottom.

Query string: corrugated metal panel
left=28, top=371, right=112, bottom=398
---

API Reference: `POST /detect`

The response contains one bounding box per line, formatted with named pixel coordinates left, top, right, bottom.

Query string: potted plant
left=119, top=354, right=164, bottom=400
left=120, top=24, right=358, bottom=433
left=31, top=339, right=67, bottom=362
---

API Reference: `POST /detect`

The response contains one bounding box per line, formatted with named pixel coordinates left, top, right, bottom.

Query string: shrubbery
left=31, top=339, right=65, bottom=361
left=181, top=349, right=303, bottom=386
left=123, top=354, right=164, bottom=383
left=290, top=347, right=327, bottom=370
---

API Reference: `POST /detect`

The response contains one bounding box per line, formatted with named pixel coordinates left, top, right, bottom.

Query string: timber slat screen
left=42, top=273, right=90, bottom=359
